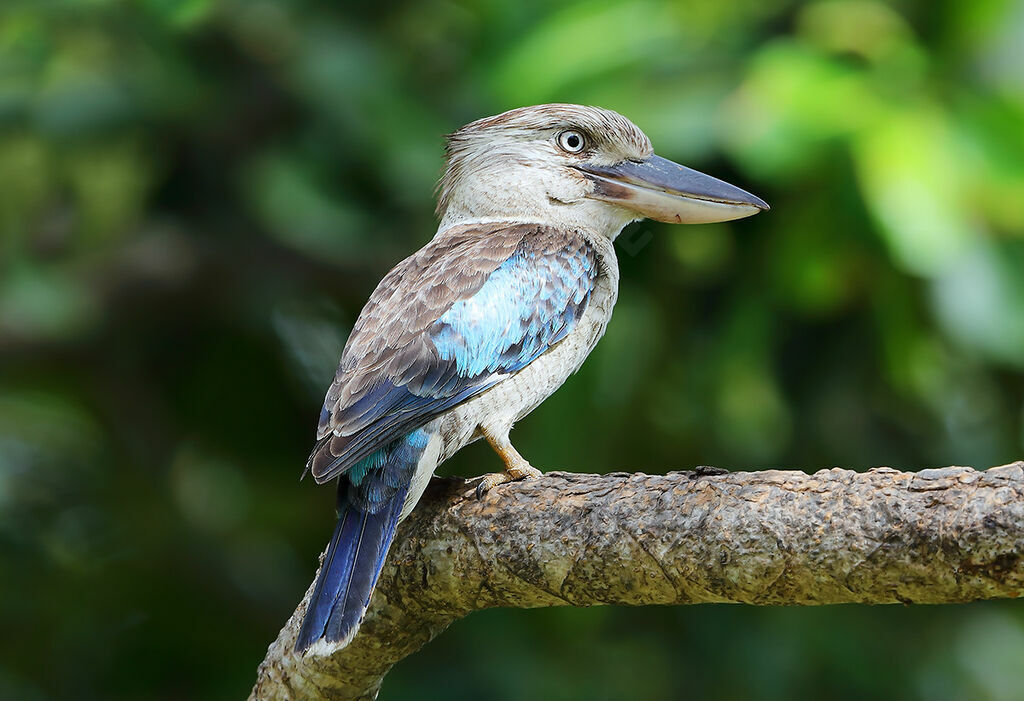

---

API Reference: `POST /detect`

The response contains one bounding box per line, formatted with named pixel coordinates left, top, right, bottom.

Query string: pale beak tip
left=724, top=190, right=769, bottom=219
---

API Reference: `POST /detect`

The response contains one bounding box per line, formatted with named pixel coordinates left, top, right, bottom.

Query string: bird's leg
left=475, top=426, right=543, bottom=498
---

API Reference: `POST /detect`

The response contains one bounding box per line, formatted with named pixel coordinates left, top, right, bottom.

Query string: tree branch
left=250, top=463, right=1024, bottom=700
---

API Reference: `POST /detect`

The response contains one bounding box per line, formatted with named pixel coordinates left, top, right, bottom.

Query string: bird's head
left=436, top=103, right=767, bottom=239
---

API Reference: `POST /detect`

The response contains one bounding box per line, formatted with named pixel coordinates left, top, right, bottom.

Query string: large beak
left=575, top=154, right=768, bottom=224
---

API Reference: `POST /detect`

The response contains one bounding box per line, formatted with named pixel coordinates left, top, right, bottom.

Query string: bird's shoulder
left=356, top=223, right=595, bottom=326
left=336, top=222, right=597, bottom=390
left=346, top=224, right=528, bottom=356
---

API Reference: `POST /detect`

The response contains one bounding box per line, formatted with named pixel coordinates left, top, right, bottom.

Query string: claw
left=475, top=473, right=509, bottom=498
left=475, top=464, right=542, bottom=498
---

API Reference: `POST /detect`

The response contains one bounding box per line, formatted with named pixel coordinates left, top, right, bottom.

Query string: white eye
left=557, top=130, right=586, bottom=153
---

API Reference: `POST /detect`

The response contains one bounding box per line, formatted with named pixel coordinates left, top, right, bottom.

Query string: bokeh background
left=3, top=0, right=1024, bottom=699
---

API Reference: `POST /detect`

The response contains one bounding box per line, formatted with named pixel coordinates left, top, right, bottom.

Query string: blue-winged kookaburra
left=295, top=104, right=767, bottom=652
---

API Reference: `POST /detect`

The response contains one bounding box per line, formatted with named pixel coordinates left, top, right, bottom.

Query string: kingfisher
left=294, top=104, right=767, bottom=653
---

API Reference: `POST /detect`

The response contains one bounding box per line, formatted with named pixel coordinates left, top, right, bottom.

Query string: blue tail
left=294, top=429, right=429, bottom=653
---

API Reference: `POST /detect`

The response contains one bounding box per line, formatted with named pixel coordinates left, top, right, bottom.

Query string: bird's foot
left=475, top=464, right=543, bottom=498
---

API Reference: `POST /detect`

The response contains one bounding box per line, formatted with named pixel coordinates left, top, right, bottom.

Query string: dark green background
left=2, top=0, right=1024, bottom=698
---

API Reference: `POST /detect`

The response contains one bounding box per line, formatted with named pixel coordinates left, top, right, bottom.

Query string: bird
left=294, top=103, right=768, bottom=653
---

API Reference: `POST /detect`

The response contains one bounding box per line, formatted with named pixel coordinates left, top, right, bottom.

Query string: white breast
left=436, top=231, right=620, bottom=464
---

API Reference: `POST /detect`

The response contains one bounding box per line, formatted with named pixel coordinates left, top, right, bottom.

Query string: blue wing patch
left=431, top=244, right=595, bottom=377
left=308, top=225, right=599, bottom=483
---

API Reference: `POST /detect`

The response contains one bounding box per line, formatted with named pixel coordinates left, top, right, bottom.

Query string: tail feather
left=325, top=488, right=407, bottom=643
left=295, top=429, right=433, bottom=653
left=295, top=485, right=409, bottom=652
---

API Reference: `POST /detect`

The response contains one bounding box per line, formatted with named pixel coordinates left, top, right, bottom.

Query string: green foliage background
left=2, top=0, right=1024, bottom=698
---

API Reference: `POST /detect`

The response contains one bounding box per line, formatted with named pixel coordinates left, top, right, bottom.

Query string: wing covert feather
left=308, top=224, right=598, bottom=482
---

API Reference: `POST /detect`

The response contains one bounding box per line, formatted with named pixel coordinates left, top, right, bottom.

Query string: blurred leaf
left=954, top=610, right=1024, bottom=701
left=140, top=0, right=218, bottom=28
left=489, top=0, right=678, bottom=104
left=171, top=443, right=250, bottom=533
left=854, top=106, right=982, bottom=276
left=0, top=261, right=98, bottom=339
left=63, top=137, right=155, bottom=246
left=726, top=41, right=886, bottom=177
left=242, top=151, right=368, bottom=261
left=0, top=133, right=51, bottom=241
left=931, top=239, right=1024, bottom=367
left=798, top=0, right=914, bottom=62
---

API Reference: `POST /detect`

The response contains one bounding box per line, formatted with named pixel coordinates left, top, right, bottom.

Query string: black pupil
left=566, top=133, right=580, bottom=149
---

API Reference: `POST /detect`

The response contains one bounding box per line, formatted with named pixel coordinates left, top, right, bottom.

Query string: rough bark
left=250, top=463, right=1024, bottom=700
